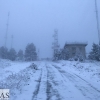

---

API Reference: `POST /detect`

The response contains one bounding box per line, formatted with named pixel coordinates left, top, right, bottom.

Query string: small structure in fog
left=64, top=42, right=88, bottom=59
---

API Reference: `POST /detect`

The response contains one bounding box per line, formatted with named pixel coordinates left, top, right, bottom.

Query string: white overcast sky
left=0, top=0, right=100, bottom=58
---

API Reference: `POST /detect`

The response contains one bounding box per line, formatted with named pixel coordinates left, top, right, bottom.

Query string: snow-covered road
left=1, top=60, right=100, bottom=100
left=31, top=62, right=100, bottom=100
left=50, top=64, right=100, bottom=100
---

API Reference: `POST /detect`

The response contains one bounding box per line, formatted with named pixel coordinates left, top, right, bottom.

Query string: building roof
left=65, top=42, right=88, bottom=46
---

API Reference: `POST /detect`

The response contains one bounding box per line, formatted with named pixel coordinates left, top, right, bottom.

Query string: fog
left=0, top=0, right=100, bottom=58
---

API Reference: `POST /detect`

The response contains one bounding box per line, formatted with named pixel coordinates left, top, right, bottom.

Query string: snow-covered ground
left=0, top=59, right=33, bottom=81
left=56, top=60, right=100, bottom=91
left=0, top=59, right=100, bottom=100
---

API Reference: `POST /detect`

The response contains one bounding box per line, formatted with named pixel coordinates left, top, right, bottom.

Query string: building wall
left=64, top=44, right=87, bottom=59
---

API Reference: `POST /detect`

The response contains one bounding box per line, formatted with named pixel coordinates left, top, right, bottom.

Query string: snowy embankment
left=0, top=59, right=33, bottom=81
left=54, top=60, right=100, bottom=91
left=0, top=59, right=42, bottom=100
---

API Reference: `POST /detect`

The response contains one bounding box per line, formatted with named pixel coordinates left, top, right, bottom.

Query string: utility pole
left=95, top=0, right=100, bottom=45
left=11, top=35, right=13, bottom=49
left=95, top=0, right=100, bottom=61
left=5, top=12, right=10, bottom=48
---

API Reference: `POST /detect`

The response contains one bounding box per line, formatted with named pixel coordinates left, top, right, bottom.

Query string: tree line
left=0, top=43, right=37, bottom=61
left=0, top=42, right=100, bottom=61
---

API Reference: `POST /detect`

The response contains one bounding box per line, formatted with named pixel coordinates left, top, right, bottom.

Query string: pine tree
left=17, top=49, right=24, bottom=61
left=88, top=43, right=100, bottom=61
left=0, top=46, right=8, bottom=59
left=25, top=43, right=37, bottom=61
left=8, top=48, right=17, bottom=61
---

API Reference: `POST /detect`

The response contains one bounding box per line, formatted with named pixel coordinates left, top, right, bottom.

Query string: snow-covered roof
left=65, top=42, right=88, bottom=46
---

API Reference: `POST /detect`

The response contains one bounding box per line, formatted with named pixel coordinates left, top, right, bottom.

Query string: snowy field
left=0, top=59, right=100, bottom=100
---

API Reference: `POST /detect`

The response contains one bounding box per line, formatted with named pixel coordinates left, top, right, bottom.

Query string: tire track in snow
left=32, top=63, right=48, bottom=100
left=74, top=74, right=100, bottom=93
left=32, top=69, right=42, bottom=100
left=46, top=65, right=61, bottom=100
left=53, top=64, right=100, bottom=100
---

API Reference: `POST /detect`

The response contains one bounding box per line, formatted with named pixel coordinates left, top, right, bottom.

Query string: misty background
left=0, top=0, right=100, bottom=58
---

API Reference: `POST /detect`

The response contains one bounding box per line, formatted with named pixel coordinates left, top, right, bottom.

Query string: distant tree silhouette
left=17, top=49, right=24, bottom=61
left=8, top=48, right=17, bottom=61
left=25, top=43, right=37, bottom=61
left=0, top=46, right=8, bottom=59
